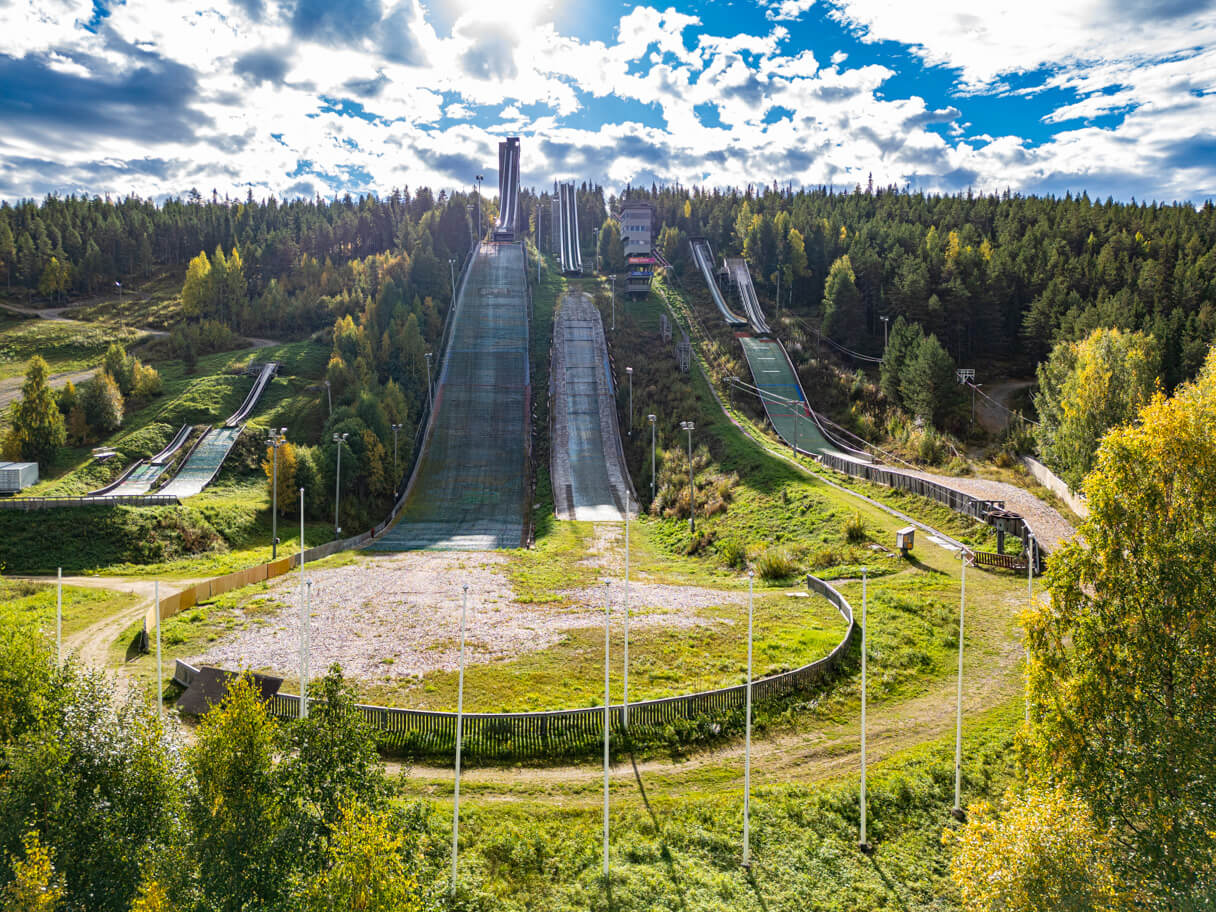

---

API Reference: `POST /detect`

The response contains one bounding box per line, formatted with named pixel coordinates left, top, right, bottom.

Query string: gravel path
left=901, top=468, right=1076, bottom=552
left=193, top=552, right=742, bottom=683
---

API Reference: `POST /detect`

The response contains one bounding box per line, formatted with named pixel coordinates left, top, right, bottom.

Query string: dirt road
left=0, top=366, right=100, bottom=409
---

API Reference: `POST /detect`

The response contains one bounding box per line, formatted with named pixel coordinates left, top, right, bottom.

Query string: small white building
left=0, top=462, right=39, bottom=493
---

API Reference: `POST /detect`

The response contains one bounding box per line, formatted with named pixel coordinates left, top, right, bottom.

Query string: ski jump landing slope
left=550, top=292, right=637, bottom=521
left=688, top=238, right=846, bottom=459
left=371, top=241, right=531, bottom=550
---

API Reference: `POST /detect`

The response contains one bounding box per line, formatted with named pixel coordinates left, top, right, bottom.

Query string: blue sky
left=1, top=0, right=1214, bottom=203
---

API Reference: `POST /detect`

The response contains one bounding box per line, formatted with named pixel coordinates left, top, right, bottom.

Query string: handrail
left=173, top=573, right=856, bottom=760
left=0, top=494, right=181, bottom=509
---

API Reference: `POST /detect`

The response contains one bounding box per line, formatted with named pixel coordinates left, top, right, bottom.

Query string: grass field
left=0, top=577, right=137, bottom=639
left=0, top=315, right=147, bottom=381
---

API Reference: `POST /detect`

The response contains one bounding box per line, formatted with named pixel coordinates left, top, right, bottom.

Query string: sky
left=1, top=0, right=1214, bottom=204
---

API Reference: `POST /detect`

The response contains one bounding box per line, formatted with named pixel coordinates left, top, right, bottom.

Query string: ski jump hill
left=550, top=292, right=636, bottom=521
left=372, top=138, right=531, bottom=551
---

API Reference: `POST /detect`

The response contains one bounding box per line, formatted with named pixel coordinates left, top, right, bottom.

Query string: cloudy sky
left=2, top=0, right=1214, bottom=203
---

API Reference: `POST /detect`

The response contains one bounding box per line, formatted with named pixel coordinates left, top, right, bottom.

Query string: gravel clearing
left=192, top=551, right=741, bottom=683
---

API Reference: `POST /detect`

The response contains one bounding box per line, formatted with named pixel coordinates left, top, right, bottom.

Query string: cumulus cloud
left=0, top=0, right=1212, bottom=203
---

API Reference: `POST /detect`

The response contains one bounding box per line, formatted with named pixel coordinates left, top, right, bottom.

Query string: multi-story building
left=618, top=200, right=655, bottom=295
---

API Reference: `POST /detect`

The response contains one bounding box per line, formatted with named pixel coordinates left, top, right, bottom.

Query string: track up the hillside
left=371, top=242, right=531, bottom=550
left=550, top=293, right=635, bottom=521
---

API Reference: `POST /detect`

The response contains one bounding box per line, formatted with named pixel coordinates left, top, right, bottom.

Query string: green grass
left=0, top=316, right=146, bottom=380
left=401, top=701, right=1021, bottom=911
left=0, top=578, right=136, bottom=637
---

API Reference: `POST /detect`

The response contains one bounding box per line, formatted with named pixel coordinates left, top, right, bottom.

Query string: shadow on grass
left=869, top=853, right=913, bottom=912
left=628, top=743, right=689, bottom=912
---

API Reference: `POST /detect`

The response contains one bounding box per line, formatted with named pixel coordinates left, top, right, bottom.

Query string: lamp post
left=880, top=315, right=890, bottom=356
left=623, top=491, right=631, bottom=728
left=625, top=367, right=633, bottom=436
left=391, top=423, right=403, bottom=481
left=332, top=432, right=348, bottom=538
left=647, top=414, right=657, bottom=504
left=609, top=275, right=616, bottom=331
left=425, top=352, right=434, bottom=416
left=680, top=420, right=695, bottom=533
left=322, top=379, right=332, bottom=417
left=266, top=427, right=287, bottom=559
left=298, top=486, right=308, bottom=719
left=449, top=257, right=457, bottom=305
left=475, top=174, right=484, bottom=240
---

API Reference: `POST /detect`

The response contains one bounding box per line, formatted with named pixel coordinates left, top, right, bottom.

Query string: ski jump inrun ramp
left=550, top=292, right=636, bottom=521
left=372, top=240, right=531, bottom=550
left=558, top=182, right=582, bottom=274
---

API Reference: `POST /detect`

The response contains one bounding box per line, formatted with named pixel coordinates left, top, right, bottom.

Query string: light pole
left=743, top=569, right=754, bottom=866
left=332, top=432, right=348, bottom=538
left=609, top=275, right=616, bottom=331
left=880, top=315, right=890, bottom=356
left=475, top=174, right=483, bottom=240
left=56, top=568, right=62, bottom=664
left=680, top=420, right=695, bottom=533
left=322, top=379, right=332, bottom=417
left=647, top=414, right=656, bottom=504
left=425, top=352, right=434, bottom=416
left=266, top=427, right=287, bottom=559
left=154, top=580, right=162, bottom=722
left=728, top=375, right=736, bottom=410
left=391, top=423, right=403, bottom=482
left=625, top=367, right=633, bottom=436
left=953, top=555, right=967, bottom=819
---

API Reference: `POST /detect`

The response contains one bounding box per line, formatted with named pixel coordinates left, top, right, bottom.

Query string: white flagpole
left=56, top=567, right=62, bottom=664
left=953, top=556, right=967, bottom=817
left=743, top=570, right=754, bottom=866
left=603, top=579, right=611, bottom=880
left=623, top=491, right=630, bottom=729
left=155, top=580, right=162, bottom=722
left=299, top=487, right=308, bottom=719
left=1026, top=536, right=1033, bottom=724
left=860, top=567, right=869, bottom=850
left=452, top=583, right=468, bottom=893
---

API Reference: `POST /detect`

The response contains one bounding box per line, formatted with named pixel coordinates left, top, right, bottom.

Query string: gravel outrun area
left=193, top=552, right=747, bottom=683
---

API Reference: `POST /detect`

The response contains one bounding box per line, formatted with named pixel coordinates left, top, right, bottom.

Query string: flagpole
left=56, top=567, right=62, bottom=664
left=743, top=569, right=754, bottom=866
left=623, top=492, right=630, bottom=729
left=299, top=487, right=308, bottom=719
left=603, top=579, right=611, bottom=880
left=452, top=583, right=468, bottom=893
left=859, top=567, right=870, bottom=851
left=952, top=555, right=967, bottom=818
left=155, top=580, right=163, bottom=722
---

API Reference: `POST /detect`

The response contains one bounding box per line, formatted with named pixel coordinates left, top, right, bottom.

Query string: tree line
left=628, top=182, right=1215, bottom=386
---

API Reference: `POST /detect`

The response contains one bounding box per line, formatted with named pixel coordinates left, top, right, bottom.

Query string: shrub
left=843, top=512, right=867, bottom=544
left=716, top=539, right=747, bottom=569
left=756, top=548, right=797, bottom=581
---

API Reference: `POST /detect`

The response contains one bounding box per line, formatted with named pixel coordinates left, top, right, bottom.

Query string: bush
left=716, top=539, right=747, bottom=569
left=756, top=548, right=797, bottom=581
left=844, top=512, right=867, bottom=544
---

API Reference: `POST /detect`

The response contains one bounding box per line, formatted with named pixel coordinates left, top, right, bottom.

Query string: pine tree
left=8, top=356, right=66, bottom=467
left=879, top=316, right=924, bottom=410
left=900, top=333, right=957, bottom=427
left=821, top=255, right=865, bottom=348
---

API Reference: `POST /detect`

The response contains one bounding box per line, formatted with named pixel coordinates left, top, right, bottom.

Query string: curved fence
left=174, top=573, right=857, bottom=761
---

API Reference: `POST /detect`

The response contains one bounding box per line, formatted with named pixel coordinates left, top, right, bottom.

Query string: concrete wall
left=1023, top=456, right=1089, bottom=519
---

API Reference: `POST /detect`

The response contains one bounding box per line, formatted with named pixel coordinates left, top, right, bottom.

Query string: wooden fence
left=0, top=494, right=181, bottom=510
left=147, top=530, right=375, bottom=630
left=174, top=574, right=857, bottom=761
